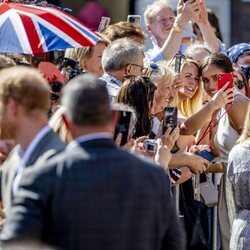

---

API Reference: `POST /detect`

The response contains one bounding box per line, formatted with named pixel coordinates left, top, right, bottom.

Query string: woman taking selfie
left=199, top=53, right=249, bottom=250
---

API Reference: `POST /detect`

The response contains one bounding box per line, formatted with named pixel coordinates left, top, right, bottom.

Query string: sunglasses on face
left=234, top=80, right=245, bottom=90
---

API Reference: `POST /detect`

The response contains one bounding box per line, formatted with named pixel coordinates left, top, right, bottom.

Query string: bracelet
left=173, top=23, right=183, bottom=33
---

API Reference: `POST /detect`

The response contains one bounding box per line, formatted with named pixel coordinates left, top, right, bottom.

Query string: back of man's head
left=0, top=66, right=50, bottom=112
left=62, top=73, right=111, bottom=127
left=102, top=38, right=142, bottom=72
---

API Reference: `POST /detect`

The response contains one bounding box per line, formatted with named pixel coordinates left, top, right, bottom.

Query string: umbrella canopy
left=0, top=0, right=100, bottom=54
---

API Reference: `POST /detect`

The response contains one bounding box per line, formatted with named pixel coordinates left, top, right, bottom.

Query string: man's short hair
left=104, top=21, right=146, bottom=42
left=62, top=73, right=111, bottom=126
left=0, top=66, right=50, bottom=112
left=144, top=0, right=173, bottom=25
left=102, top=38, right=143, bottom=72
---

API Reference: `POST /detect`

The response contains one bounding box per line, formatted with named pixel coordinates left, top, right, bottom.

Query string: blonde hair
left=65, top=34, right=110, bottom=64
left=49, top=106, right=72, bottom=143
left=0, top=66, right=50, bottom=112
left=239, top=103, right=250, bottom=143
left=178, top=60, right=202, bottom=117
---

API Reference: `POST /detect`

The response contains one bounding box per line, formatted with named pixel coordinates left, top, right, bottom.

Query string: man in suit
left=1, top=74, right=184, bottom=250
left=0, top=66, right=65, bottom=218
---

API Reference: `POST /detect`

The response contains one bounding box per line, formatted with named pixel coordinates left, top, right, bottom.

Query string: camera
left=60, top=57, right=84, bottom=80
left=143, top=139, right=158, bottom=153
left=49, top=81, right=63, bottom=101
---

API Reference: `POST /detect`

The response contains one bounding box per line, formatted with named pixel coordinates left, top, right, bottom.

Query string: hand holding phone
left=162, top=107, right=178, bottom=135
left=112, top=110, right=132, bottom=146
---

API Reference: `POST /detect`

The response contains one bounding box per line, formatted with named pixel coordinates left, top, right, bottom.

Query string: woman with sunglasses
left=233, top=65, right=250, bottom=97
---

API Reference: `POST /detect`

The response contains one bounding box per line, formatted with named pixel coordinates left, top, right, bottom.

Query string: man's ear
left=125, top=64, right=132, bottom=75
left=146, top=24, right=152, bottom=33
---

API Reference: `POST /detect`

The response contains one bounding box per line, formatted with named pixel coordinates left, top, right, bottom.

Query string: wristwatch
left=173, top=23, right=183, bottom=33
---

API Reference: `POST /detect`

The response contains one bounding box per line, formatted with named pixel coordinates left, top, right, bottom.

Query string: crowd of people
left=0, top=0, right=249, bottom=250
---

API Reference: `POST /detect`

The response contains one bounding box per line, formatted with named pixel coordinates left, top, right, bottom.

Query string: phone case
left=112, top=110, right=132, bottom=146
left=162, top=107, right=178, bottom=134
left=217, top=73, right=233, bottom=91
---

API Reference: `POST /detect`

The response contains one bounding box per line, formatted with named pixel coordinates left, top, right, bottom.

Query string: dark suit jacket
left=1, top=128, right=66, bottom=216
left=1, top=138, right=184, bottom=250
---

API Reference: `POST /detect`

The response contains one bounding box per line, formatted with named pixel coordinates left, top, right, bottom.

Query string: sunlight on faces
left=82, top=42, right=107, bottom=77
left=147, top=6, right=175, bottom=43
left=201, top=64, right=224, bottom=97
left=179, top=63, right=200, bottom=99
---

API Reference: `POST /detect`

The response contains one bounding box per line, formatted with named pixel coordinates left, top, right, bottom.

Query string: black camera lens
left=49, top=81, right=63, bottom=92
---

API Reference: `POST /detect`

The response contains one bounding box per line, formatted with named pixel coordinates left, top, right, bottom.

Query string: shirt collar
left=18, top=125, right=52, bottom=165
left=68, top=132, right=113, bottom=149
left=102, top=73, right=122, bottom=86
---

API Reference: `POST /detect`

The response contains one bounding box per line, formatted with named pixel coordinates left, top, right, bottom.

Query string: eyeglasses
left=125, top=63, right=146, bottom=73
left=234, top=80, right=245, bottom=90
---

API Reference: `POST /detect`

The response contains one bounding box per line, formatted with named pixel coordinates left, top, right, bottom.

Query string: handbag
left=200, top=177, right=218, bottom=207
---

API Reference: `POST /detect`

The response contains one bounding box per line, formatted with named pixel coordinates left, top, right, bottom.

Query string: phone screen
left=112, top=110, right=132, bottom=146
left=162, top=107, right=178, bottom=134
left=217, top=73, right=233, bottom=91
left=98, top=16, right=111, bottom=33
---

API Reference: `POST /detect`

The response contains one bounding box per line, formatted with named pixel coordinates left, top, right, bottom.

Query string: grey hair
left=144, top=0, right=173, bottom=25
left=102, top=38, right=143, bottom=72
left=62, top=73, right=111, bottom=126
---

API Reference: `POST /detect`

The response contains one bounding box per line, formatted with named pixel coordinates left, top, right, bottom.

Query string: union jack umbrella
left=0, top=0, right=100, bottom=54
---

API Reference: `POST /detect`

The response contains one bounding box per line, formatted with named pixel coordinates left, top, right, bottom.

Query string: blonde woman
left=178, top=58, right=203, bottom=120
left=227, top=103, right=250, bottom=250
left=64, top=34, right=110, bottom=77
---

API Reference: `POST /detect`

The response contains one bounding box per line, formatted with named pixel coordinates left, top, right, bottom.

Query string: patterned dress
left=227, top=141, right=250, bottom=250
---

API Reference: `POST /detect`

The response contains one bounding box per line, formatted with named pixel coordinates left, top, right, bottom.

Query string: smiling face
left=147, top=6, right=175, bottom=46
left=201, top=64, right=225, bottom=97
left=179, top=62, right=200, bottom=99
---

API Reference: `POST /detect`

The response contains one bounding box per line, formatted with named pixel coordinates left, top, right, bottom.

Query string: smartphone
left=197, top=150, right=216, bottom=162
left=112, top=110, right=132, bottom=146
left=127, top=15, right=141, bottom=27
left=174, top=54, right=182, bottom=74
left=162, top=107, right=178, bottom=134
left=98, top=16, right=111, bottom=33
left=217, top=73, right=233, bottom=91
